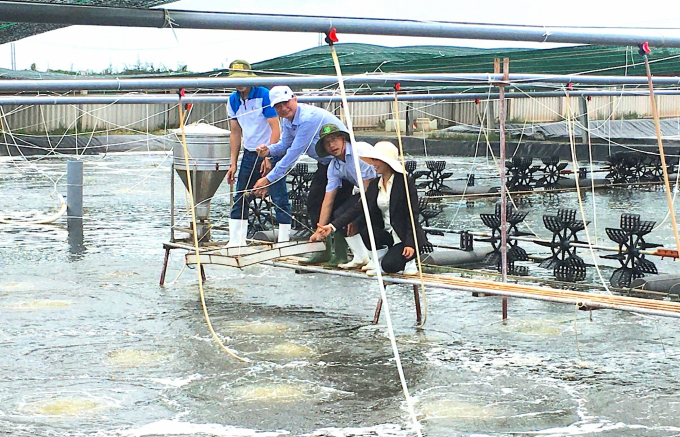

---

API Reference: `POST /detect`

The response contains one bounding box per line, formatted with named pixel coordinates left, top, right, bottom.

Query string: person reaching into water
left=308, top=124, right=376, bottom=269
left=315, top=141, right=429, bottom=276
left=251, top=86, right=346, bottom=256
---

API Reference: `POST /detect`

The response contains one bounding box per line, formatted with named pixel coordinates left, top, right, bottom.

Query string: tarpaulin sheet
left=444, top=118, right=680, bottom=142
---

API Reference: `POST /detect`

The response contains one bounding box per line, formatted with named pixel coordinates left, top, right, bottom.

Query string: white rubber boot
left=366, top=266, right=384, bottom=277
left=226, top=219, right=248, bottom=247
left=403, top=259, right=419, bottom=275
left=338, top=234, right=370, bottom=269
left=362, top=247, right=388, bottom=272
left=277, top=223, right=291, bottom=243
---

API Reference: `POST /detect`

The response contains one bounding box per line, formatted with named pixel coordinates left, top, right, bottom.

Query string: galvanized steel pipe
left=2, top=1, right=680, bottom=47
left=1, top=74, right=680, bottom=93
left=2, top=89, right=680, bottom=105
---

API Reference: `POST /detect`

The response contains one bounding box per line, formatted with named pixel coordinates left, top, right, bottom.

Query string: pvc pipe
left=66, top=160, right=83, bottom=220
left=3, top=89, right=680, bottom=106
left=2, top=74, right=680, bottom=94
left=2, top=1, right=680, bottom=47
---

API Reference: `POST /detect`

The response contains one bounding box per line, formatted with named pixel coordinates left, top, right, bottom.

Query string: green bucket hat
left=315, top=123, right=350, bottom=158
left=228, top=60, right=256, bottom=77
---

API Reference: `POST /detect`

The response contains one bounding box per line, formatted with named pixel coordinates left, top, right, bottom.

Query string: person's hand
left=402, top=246, right=415, bottom=258
left=309, top=230, right=325, bottom=242
left=260, top=158, right=271, bottom=176
left=252, top=177, right=270, bottom=198
left=255, top=144, right=270, bottom=157
left=226, top=163, right=237, bottom=185
left=316, top=224, right=333, bottom=239
left=346, top=222, right=357, bottom=237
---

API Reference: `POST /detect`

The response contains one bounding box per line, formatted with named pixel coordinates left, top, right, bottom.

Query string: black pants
left=307, top=163, right=354, bottom=230
left=330, top=192, right=362, bottom=237
left=359, top=227, right=414, bottom=273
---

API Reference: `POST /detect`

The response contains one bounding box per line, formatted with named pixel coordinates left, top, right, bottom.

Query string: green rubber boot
left=299, top=239, right=332, bottom=265
left=324, top=232, right=348, bottom=269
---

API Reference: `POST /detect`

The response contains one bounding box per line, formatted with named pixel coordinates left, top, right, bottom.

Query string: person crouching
left=315, top=141, right=429, bottom=276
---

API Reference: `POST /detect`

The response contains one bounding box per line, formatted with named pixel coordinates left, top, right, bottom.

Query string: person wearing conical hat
left=315, top=141, right=430, bottom=276
left=225, top=60, right=292, bottom=247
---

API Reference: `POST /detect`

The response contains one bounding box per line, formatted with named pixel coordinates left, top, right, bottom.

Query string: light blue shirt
left=326, top=141, right=377, bottom=192
left=267, top=103, right=344, bottom=183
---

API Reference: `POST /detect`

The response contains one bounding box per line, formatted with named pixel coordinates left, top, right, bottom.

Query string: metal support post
left=579, top=95, right=590, bottom=145
left=66, top=160, right=84, bottom=256
left=497, top=58, right=510, bottom=320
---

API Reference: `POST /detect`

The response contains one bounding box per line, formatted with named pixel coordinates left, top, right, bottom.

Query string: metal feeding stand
left=161, top=122, right=231, bottom=286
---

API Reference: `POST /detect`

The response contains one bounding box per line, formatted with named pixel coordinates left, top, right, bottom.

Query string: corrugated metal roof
left=0, top=0, right=174, bottom=45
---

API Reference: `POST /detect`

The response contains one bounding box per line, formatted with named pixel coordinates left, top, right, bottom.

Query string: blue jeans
left=230, top=150, right=292, bottom=224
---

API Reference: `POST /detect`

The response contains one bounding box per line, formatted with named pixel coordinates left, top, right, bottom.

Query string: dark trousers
left=307, top=163, right=353, bottom=229
left=230, top=150, right=291, bottom=224
left=330, top=192, right=361, bottom=237
left=359, top=226, right=414, bottom=273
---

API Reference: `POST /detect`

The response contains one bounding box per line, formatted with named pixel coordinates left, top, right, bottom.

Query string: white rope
left=177, top=99, right=248, bottom=363
left=328, top=43, right=423, bottom=437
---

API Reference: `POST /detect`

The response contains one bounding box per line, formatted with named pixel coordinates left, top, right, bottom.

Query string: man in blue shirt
left=253, top=86, right=352, bottom=264
left=309, top=124, right=377, bottom=269
left=225, top=60, right=291, bottom=247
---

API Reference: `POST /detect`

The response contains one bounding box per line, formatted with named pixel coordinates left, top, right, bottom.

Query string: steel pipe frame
left=2, top=89, right=680, bottom=106
left=2, top=1, right=680, bottom=47
left=3, top=74, right=680, bottom=93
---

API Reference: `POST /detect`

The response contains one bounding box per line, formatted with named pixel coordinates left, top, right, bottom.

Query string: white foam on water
left=264, top=342, right=315, bottom=358
left=119, top=419, right=289, bottom=436
left=0, top=282, right=33, bottom=292
left=232, top=383, right=308, bottom=403
left=4, top=299, right=71, bottom=309
left=106, top=349, right=168, bottom=367
left=18, top=394, right=115, bottom=417
left=500, top=318, right=566, bottom=336
left=306, top=423, right=410, bottom=437
left=147, top=373, right=202, bottom=388
left=225, top=321, right=293, bottom=335
left=424, top=346, right=546, bottom=372
left=529, top=419, right=674, bottom=435
left=103, top=271, right=141, bottom=279
left=418, top=398, right=499, bottom=421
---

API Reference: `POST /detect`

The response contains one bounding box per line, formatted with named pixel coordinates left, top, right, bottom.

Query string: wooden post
left=405, top=104, right=413, bottom=136
left=497, top=57, right=510, bottom=320
left=413, top=284, right=422, bottom=325
left=160, top=246, right=171, bottom=286
left=373, top=298, right=383, bottom=324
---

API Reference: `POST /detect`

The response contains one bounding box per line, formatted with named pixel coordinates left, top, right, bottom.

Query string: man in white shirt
left=225, top=60, right=290, bottom=247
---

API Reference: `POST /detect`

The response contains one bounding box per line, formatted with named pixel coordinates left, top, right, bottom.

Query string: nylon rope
left=328, top=43, right=423, bottom=437
left=177, top=98, right=248, bottom=363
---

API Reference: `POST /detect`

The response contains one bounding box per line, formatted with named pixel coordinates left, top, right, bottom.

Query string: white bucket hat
left=355, top=141, right=405, bottom=173
left=269, top=86, right=295, bottom=106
